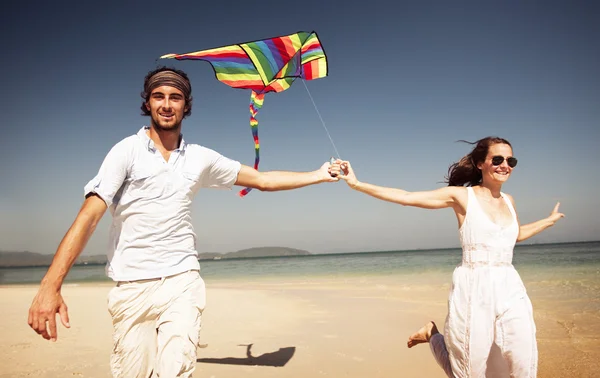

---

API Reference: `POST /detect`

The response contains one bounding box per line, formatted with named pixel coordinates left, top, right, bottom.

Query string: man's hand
left=28, top=287, right=70, bottom=341
left=317, top=160, right=341, bottom=182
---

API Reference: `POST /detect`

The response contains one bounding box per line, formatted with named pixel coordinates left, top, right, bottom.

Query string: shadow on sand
left=197, top=343, right=295, bottom=367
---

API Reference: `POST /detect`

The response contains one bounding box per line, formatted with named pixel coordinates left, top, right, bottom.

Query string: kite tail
left=239, top=91, right=265, bottom=197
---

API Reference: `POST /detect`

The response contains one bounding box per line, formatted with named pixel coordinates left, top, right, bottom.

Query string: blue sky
left=1, top=1, right=598, bottom=255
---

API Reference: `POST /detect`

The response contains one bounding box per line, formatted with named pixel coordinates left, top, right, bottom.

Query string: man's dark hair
left=140, top=66, right=193, bottom=118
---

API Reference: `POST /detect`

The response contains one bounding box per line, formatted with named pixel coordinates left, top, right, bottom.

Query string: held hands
left=316, top=159, right=360, bottom=187
left=27, top=286, right=70, bottom=342
left=331, top=159, right=359, bottom=188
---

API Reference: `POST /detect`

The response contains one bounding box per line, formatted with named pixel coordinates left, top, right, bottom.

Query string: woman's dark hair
left=140, top=66, right=193, bottom=118
left=445, top=137, right=512, bottom=186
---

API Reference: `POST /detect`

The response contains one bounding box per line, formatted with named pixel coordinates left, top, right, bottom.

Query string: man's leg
left=108, top=282, right=159, bottom=378
left=155, top=270, right=206, bottom=378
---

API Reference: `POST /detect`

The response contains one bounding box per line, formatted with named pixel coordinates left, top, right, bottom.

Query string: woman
left=336, top=137, right=564, bottom=377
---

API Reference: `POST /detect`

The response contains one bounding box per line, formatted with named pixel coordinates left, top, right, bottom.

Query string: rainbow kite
left=159, top=31, right=328, bottom=197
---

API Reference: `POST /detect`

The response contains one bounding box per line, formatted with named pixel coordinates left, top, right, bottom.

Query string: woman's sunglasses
left=491, top=156, right=518, bottom=168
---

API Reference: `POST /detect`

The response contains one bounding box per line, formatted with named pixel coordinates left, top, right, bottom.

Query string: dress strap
left=500, top=192, right=518, bottom=222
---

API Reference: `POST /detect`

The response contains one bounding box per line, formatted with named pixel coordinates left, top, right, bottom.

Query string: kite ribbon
left=239, top=91, right=265, bottom=197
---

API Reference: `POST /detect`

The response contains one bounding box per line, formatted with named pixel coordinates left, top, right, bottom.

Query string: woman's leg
left=407, top=321, right=454, bottom=378
left=495, top=294, right=538, bottom=377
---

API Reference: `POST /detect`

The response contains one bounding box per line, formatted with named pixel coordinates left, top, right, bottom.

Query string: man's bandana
left=145, top=70, right=191, bottom=98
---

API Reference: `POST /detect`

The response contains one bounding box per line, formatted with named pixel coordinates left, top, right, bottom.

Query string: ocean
left=1, top=241, right=599, bottom=287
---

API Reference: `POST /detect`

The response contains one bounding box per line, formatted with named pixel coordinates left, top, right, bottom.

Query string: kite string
left=301, top=79, right=342, bottom=159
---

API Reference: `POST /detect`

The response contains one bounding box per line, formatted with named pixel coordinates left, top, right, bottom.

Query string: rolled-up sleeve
left=201, top=150, right=242, bottom=189
left=84, top=141, right=130, bottom=208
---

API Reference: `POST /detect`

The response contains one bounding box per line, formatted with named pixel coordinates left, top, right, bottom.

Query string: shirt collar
left=138, top=126, right=187, bottom=152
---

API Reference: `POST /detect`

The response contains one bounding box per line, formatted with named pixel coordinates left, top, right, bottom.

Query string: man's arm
left=234, top=161, right=339, bottom=191
left=27, top=194, right=107, bottom=341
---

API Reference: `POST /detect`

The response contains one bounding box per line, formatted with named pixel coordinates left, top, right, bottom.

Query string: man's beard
left=151, top=115, right=181, bottom=132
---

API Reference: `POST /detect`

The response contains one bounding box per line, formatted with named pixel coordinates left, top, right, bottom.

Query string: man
left=27, top=66, right=341, bottom=377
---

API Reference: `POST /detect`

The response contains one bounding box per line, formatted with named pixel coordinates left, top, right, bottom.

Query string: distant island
left=197, top=247, right=311, bottom=261
left=0, top=247, right=312, bottom=268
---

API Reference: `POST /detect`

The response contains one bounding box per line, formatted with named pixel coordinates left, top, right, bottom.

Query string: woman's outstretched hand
left=548, top=202, right=565, bottom=225
left=336, top=160, right=359, bottom=189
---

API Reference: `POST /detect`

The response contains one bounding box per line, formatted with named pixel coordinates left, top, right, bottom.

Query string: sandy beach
left=1, top=274, right=599, bottom=378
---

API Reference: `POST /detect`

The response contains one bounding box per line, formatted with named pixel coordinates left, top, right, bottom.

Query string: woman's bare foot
left=407, top=321, right=439, bottom=348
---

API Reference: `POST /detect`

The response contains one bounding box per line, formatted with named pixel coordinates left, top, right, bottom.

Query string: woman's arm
left=506, top=195, right=565, bottom=242
left=339, top=160, right=463, bottom=210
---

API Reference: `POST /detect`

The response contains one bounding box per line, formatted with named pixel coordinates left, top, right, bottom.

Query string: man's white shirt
left=85, top=126, right=241, bottom=281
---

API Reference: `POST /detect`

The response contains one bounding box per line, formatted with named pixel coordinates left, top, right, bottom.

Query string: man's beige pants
left=107, top=270, right=206, bottom=378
